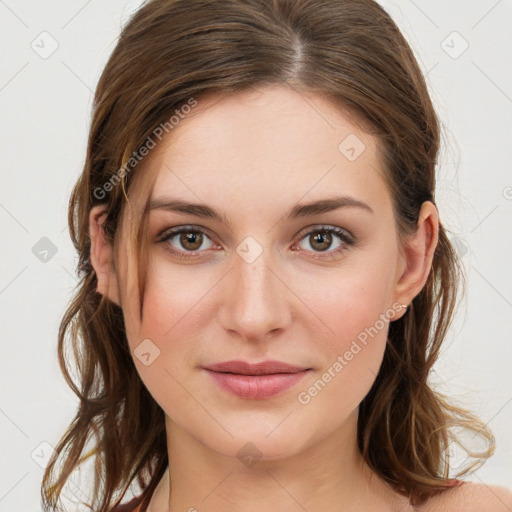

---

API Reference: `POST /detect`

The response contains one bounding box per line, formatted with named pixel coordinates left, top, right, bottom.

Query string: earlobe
left=89, top=205, right=121, bottom=306
left=393, top=201, right=439, bottom=309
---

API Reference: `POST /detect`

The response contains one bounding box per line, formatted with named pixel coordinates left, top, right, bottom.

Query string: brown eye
left=308, top=231, right=333, bottom=252
left=294, top=225, right=354, bottom=260
left=179, top=231, right=204, bottom=251
left=159, top=226, right=216, bottom=258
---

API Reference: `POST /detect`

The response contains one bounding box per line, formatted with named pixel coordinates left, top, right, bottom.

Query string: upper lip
left=203, top=360, right=310, bottom=375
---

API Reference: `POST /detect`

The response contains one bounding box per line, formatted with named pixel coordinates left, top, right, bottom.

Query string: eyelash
left=157, top=224, right=355, bottom=261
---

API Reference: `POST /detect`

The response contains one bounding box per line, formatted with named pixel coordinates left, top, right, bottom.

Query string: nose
left=218, top=247, right=292, bottom=343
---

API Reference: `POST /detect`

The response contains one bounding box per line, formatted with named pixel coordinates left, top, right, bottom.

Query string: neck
left=148, top=410, right=411, bottom=512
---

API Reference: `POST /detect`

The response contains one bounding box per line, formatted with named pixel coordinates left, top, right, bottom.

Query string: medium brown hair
left=41, top=0, right=494, bottom=510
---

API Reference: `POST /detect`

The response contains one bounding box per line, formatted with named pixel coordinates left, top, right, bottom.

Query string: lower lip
left=204, top=369, right=310, bottom=400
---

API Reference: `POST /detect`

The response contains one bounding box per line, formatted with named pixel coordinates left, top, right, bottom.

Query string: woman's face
left=115, top=85, right=413, bottom=461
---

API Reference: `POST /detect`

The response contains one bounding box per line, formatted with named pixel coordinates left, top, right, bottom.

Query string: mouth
left=202, top=360, right=312, bottom=400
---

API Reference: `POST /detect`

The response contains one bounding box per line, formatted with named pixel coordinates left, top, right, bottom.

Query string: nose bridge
left=221, top=240, right=291, bottom=340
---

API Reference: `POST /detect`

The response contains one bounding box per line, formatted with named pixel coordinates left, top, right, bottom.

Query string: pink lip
left=202, top=360, right=311, bottom=400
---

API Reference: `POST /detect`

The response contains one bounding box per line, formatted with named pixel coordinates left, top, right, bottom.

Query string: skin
left=88, top=85, right=512, bottom=511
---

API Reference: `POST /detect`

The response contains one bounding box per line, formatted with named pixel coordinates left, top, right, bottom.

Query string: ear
left=393, top=201, right=439, bottom=309
left=89, top=205, right=121, bottom=306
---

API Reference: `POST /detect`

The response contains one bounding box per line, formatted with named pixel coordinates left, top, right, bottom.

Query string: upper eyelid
left=158, top=225, right=217, bottom=242
left=295, top=224, right=352, bottom=239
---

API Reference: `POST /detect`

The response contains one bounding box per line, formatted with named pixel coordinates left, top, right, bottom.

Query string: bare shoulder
left=419, top=482, right=512, bottom=512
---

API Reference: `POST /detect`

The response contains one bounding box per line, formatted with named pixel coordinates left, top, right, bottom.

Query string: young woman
left=41, top=0, right=512, bottom=511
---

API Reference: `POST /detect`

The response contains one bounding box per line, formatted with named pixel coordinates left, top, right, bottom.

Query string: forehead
left=143, top=85, right=392, bottom=218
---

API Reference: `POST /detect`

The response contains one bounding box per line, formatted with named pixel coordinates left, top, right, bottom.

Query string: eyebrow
left=147, top=195, right=374, bottom=223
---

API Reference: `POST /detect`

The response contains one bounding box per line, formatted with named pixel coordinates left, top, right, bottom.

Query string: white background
left=0, top=1, right=511, bottom=510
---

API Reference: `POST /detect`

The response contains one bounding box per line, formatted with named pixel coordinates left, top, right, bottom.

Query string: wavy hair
left=41, top=0, right=494, bottom=510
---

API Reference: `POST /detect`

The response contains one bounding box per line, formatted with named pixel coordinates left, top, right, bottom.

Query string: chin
left=184, top=405, right=340, bottom=466
left=211, top=429, right=314, bottom=465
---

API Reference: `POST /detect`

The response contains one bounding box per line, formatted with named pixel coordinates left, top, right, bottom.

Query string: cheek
left=300, top=292, right=389, bottom=386
left=295, top=254, right=395, bottom=347
left=125, top=260, right=220, bottom=397
left=294, top=288, right=391, bottom=424
left=135, top=243, right=232, bottom=339
left=139, top=265, right=212, bottom=340
left=291, top=249, right=397, bottom=411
